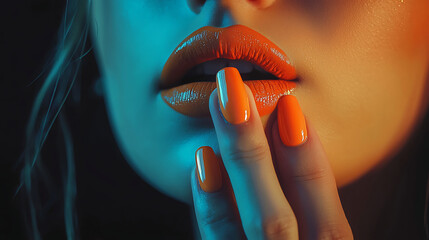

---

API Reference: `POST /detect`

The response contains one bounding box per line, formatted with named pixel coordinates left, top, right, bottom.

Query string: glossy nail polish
left=216, top=67, right=250, bottom=124
left=195, top=146, right=222, bottom=192
left=277, top=95, right=308, bottom=146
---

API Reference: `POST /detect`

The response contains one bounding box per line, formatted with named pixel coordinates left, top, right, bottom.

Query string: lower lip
left=161, top=80, right=297, bottom=117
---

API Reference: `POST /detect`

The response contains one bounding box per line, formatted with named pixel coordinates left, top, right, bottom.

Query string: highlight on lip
left=161, top=80, right=296, bottom=117
left=160, top=24, right=298, bottom=118
left=160, top=24, right=297, bottom=89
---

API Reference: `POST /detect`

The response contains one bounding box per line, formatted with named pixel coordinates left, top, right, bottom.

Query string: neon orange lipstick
left=160, top=25, right=297, bottom=117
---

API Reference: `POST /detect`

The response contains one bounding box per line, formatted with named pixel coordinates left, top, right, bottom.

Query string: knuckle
left=317, top=222, right=354, bottom=240
left=202, top=211, right=237, bottom=229
left=263, top=216, right=298, bottom=239
left=225, top=139, right=271, bottom=165
left=246, top=215, right=298, bottom=239
left=289, top=166, right=330, bottom=184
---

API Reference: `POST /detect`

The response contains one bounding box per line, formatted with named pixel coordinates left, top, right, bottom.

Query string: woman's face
left=91, top=0, right=429, bottom=202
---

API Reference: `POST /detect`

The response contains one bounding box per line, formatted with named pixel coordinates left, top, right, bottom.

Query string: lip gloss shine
left=160, top=25, right=297, bottom=118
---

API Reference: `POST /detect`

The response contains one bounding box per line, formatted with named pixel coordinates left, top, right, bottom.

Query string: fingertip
left=271, top=119, right=281, bottom=145
left=303, top=118, right=321, bottom=145
left=209, top=87, right=226, bottom=127
left=195, top=146, right=223, bottom=193
left=190, top=166, right=200, bottom=198
left=243, top=83, right=255, bottom=100
left=277, top=95, right=308, bottom=147
left=208, top=87, right=218, bottom=114
left=243, top=83, right=259, bottom=119
left=271, top=119, right=293, bottom=155
left=209, top=87, right=218, bottom=104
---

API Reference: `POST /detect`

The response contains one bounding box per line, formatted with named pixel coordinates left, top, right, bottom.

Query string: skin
left=191, top=85, right=352, bottom=239
left=90, top=0, right=429, bottom=238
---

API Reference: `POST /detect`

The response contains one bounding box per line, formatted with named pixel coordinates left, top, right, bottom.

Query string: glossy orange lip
left=160, top=25, right=297, bottom=117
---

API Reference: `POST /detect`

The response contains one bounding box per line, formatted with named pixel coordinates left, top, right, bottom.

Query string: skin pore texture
left=90, top=0, right=429, bottom=210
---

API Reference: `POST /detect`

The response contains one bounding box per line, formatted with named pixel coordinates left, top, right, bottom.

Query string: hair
left=18, top=1, right=429, bottom=239
left=19, top=0, right=92, bottom=239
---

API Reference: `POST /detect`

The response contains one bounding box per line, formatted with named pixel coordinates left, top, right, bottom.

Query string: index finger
left=209, top=67, right=298, bottom=239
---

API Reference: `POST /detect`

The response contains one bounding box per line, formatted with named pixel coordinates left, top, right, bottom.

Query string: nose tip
left=187, top=0, right=276, bottom=13
left=246, top=0, right=276, bottom=8
left=187, top=0, right=206, bottom=13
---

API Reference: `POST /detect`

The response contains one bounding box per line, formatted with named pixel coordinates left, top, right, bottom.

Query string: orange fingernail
left=195, top=146, right=222, bottom=192
left=277, top=95, right=308, bottom=146
left=216, top=67, right=250, bottom=124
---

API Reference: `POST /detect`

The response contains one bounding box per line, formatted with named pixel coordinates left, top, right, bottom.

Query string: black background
left=1, top=1, right=193, bottom=239
left=3, top=1, right=429, bottom=240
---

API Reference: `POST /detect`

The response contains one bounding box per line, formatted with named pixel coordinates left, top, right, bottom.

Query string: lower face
left=91, top=0, right=429, bottom=202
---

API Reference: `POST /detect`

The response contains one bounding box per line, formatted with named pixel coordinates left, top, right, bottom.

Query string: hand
left=191, top=67, right=353, bottom=239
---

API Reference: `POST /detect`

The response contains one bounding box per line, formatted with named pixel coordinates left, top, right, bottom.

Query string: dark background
left=3, top=1, right=429, bottom=240
left=1, top=1, right=193, bottom=239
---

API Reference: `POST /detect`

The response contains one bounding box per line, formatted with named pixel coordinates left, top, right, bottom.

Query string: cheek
left=91, top=1, right=216, bottom=202
left=285, top=0, right=429, bottom=186
left=401, top=0, right=429, bottom=54
left=328, top=0, right=429, bottom=185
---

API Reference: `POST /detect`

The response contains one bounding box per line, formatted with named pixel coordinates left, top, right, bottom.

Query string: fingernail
left=277, top=95, right=308, bottom=146
left=195, top=146, right=222, bottom=192
left=216, top=67, right=250, bottom=124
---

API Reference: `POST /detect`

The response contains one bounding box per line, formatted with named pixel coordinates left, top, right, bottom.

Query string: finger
left=209, top=67, right=298, bottom=239
left=191, top=146, right=245, bottom=240
left=272, top=95, right=353, bottom=240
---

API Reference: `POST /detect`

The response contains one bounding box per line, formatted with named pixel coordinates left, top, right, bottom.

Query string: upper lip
left=159, top=24, right=297, bottom=89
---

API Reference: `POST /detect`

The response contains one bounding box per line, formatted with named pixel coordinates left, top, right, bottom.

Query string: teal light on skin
left=91, top=0, right=233, bottom=203
left=90, top=0, right=429, bottom=207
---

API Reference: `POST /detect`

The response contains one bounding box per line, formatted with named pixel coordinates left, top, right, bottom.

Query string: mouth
left=159, top=25, right=298, bottom=117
